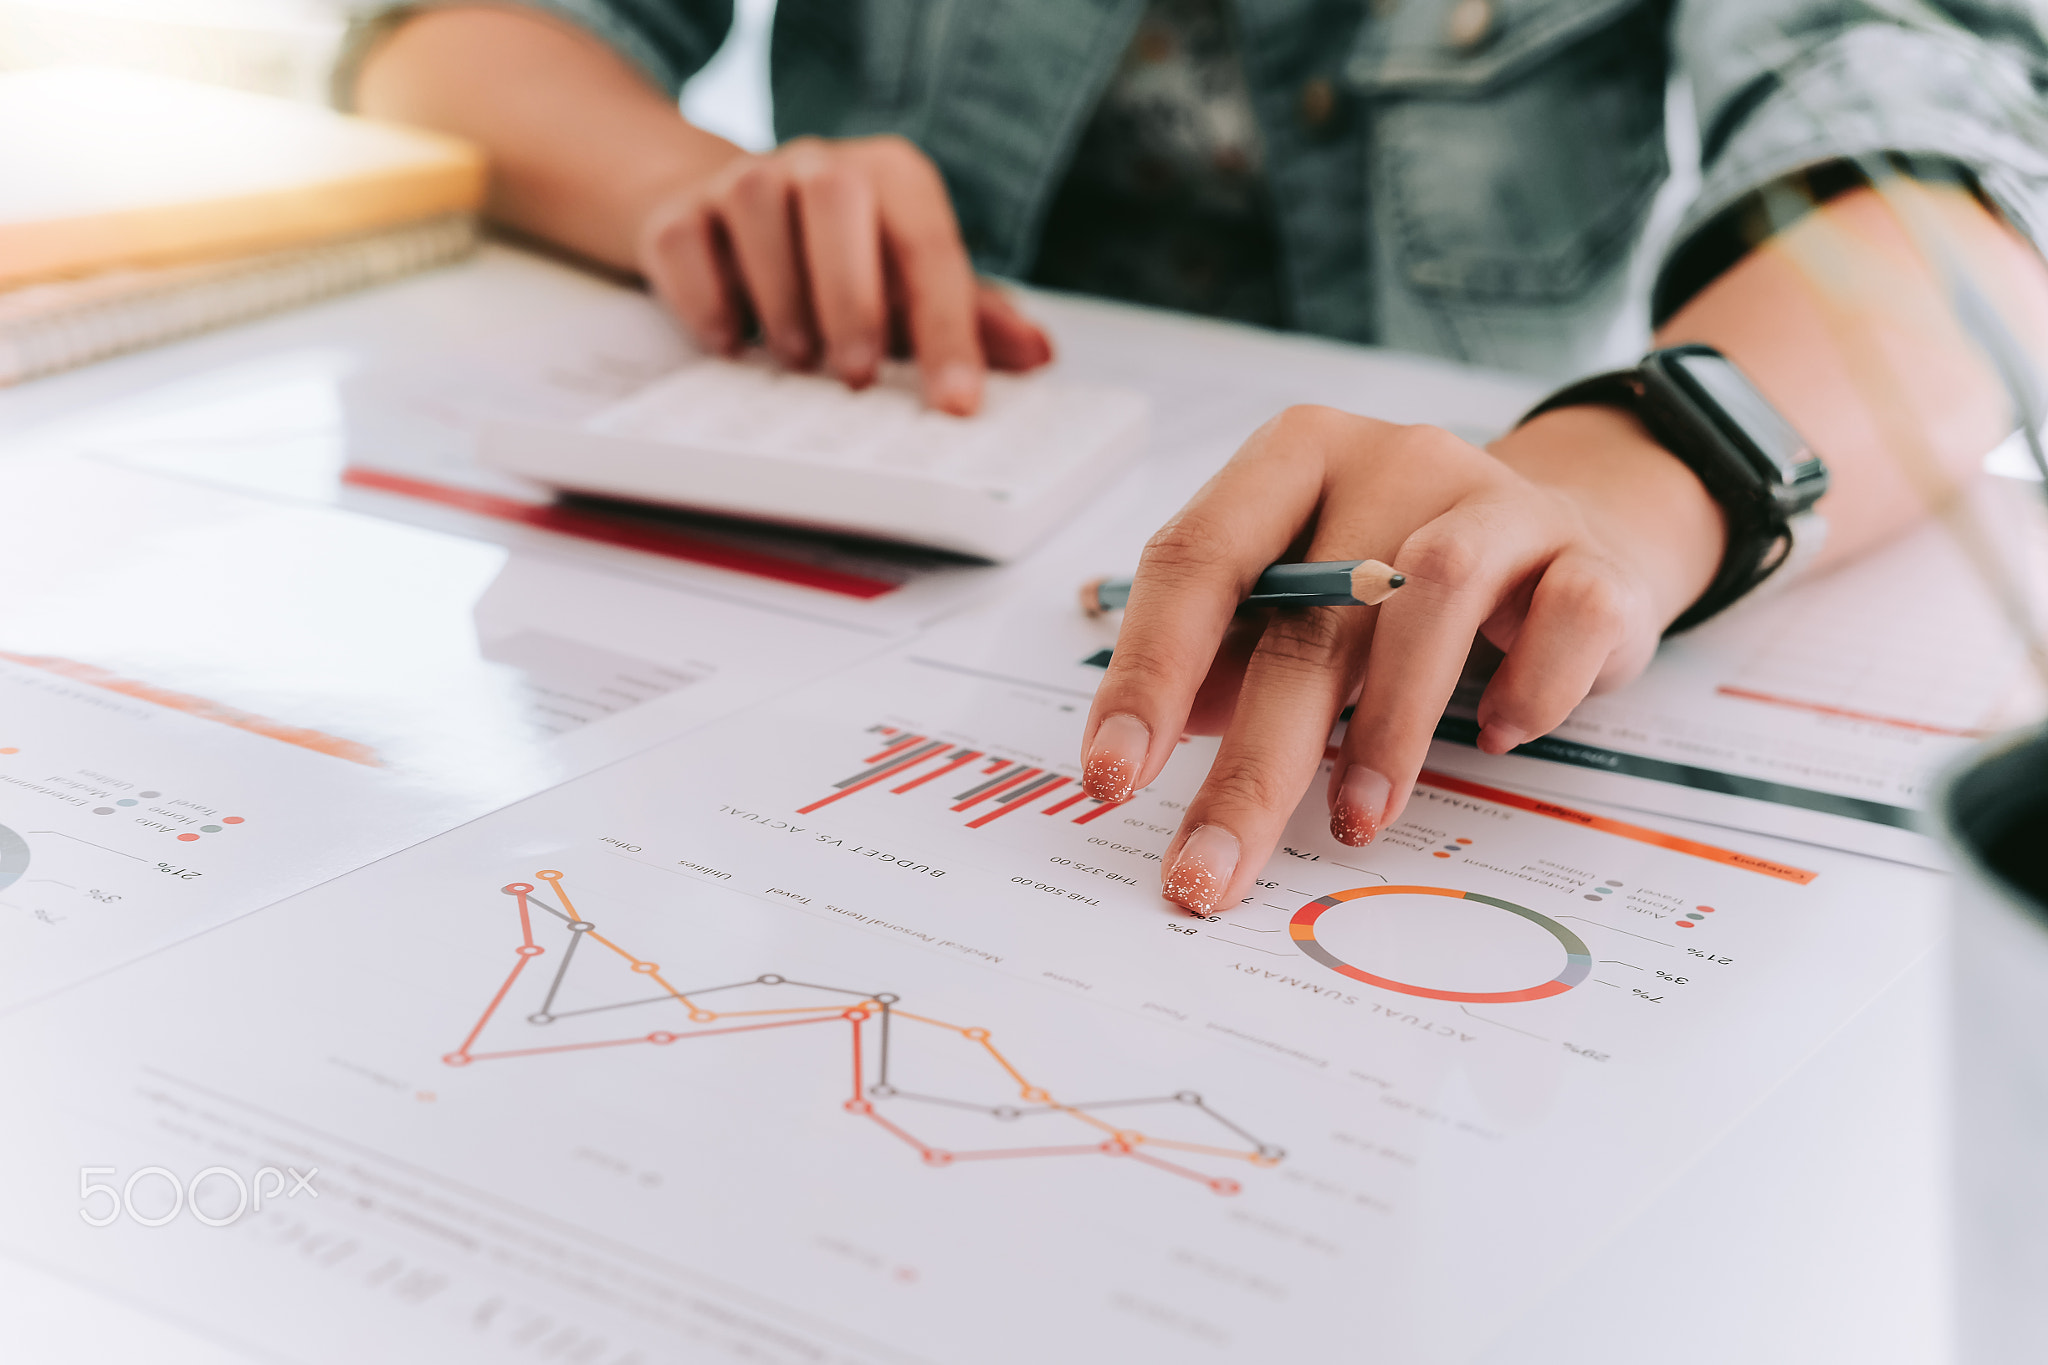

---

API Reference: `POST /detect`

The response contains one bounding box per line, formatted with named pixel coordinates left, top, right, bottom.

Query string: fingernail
left=833, top=342, right=877, bottom=386
left=1330, top=765, right=1391, bottom=848
left=1478, top=724, right=1527, bottom=756
left=1163, top=825, right=1239, bottom=916
left=930, top=361, right=981, bottom=414
left=1083, top=713, right=1149, bottom=800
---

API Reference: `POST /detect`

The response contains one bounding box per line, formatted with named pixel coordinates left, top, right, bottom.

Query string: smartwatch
left=1520, top=345, right=1830, bottom=633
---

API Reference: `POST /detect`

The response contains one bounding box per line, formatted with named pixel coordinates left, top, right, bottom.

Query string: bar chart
left=799, top=725, right=1130, bottom=831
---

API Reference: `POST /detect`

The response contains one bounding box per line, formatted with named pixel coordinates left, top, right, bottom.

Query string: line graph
left=444, top=870, right=1283, bottom=1193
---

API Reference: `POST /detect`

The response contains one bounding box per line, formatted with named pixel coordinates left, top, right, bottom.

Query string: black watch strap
left=1523, top=353, right=1822, bottom=634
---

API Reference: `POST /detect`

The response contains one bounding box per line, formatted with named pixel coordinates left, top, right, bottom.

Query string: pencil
left=1080, top=559, right=1406, bottom=617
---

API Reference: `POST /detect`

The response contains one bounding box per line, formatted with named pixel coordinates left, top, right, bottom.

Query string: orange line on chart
left=885, top=1009, right=967, bottom=1030
left=1713, top=684, right=1989, bottom=738
left=975, top=1036, right=1031, bottom=1087
left=700, top=1004, right=860, bottom=1020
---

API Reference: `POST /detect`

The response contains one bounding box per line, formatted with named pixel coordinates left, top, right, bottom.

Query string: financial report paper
left=0, top=456, right=890, bottom=1010
left=0, top=647, right=1942, bottom=1364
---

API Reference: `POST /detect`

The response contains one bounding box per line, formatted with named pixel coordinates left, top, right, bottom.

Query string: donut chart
left=1290, top=885, right=1592, bottom=1004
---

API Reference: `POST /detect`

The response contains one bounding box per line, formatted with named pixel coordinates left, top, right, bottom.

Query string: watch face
left=1665, top=350, right=1825, bottom=488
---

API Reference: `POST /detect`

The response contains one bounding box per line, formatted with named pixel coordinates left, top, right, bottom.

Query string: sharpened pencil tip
left=1348, top=559, right=1406, bottom=606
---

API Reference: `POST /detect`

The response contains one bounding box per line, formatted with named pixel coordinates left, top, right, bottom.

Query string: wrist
left=1491, top=404, right=1727, bottom=627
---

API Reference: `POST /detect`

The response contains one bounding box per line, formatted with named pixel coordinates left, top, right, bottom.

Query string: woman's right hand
left=636, top=134, right=1053, bottom=415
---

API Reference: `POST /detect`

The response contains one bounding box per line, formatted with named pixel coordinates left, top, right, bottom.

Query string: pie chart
left=1290, top=884, right=1592, bottom=1004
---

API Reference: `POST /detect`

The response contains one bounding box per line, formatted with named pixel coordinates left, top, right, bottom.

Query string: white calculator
left=478, top=354, right=1151, bottom=561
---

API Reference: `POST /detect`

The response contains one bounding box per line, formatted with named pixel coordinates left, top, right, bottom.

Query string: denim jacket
left=515, top=0, right=2048, bottom=380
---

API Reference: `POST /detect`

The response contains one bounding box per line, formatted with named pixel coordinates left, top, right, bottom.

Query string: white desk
left=0, top=245, right=1946, bottom=1364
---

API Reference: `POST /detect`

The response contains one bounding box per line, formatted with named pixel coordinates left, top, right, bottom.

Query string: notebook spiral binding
left=0, top=212, right=479, bottom=387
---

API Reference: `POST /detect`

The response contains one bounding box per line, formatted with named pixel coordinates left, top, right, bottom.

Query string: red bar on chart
left=1040, top=789, right=1091, bottom=817
left=965, top=776, right=1071, bottom=829
left=864, top=733, right=929, bottom=766
left=1072, top=797, right=1133, bottom=825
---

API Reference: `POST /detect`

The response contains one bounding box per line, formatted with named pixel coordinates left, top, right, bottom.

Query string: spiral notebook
left=0, top=213, right=477, bottom=387
left=0, top=66, right=485, bottom=385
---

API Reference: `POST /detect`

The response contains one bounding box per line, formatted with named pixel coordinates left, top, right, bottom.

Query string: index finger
left=1080, top=407, right=1351, bottom=803
left=862, top=139, right=985, bottom=414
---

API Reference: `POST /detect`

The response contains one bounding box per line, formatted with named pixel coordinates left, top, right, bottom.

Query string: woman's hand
left=637, top=135, right=1053, bottom=415
left=355, top=8, right=1048, bottom=415
left=1077, top=403, right=1727, bottom=916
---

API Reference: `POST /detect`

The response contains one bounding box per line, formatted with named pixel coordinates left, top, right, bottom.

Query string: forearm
left=1490, top=182, right=2048, bottom=650
left=1654, top=183, right=2048, bottom=567
left=353, top=4, right=743, bottom=271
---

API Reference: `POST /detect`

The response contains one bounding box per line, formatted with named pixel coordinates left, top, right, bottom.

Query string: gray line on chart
left=884, top=1089, right=1008, bottom=1115
left=1460, top=1005, right=1550, bottom=1041
left=775, top=978, right=886, bottom=999
left=28, top=832, right=146, bottom=861
left=1559, top=916, right=1674, bottom=949
left=878, top=1003, right=892, bottom=1087
left=1190, top=1100, right=1271, bottom=1149
left=1598, top=960, right=1642, bottom=970
left=525, top=893, right=573, bottom=924
left=1593, top=979, right=1622, bottom=987
left=538, top=928, right=583, bottom=1016
left=544, top=993, right=683, bottom=1020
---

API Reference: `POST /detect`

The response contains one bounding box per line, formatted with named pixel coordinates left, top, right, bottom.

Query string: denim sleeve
left=1671, top=2, right=2048, bottom=264
left=334, top=1, right=732, bottom=102
left=498, top=0, right=733, bottom=94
